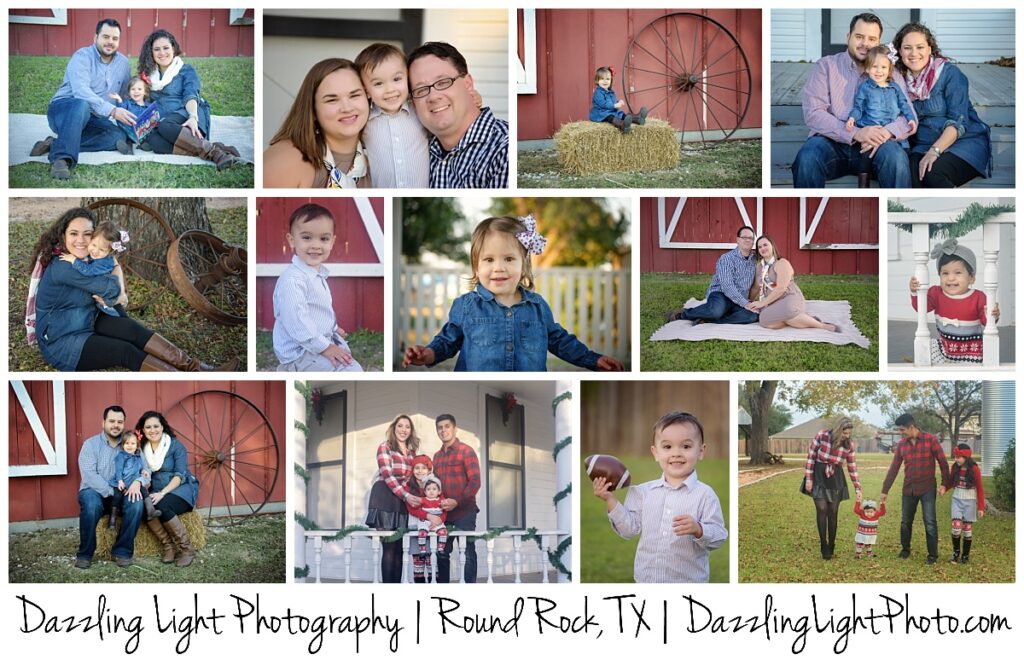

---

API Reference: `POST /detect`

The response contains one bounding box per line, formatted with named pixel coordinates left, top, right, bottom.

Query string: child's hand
left=117, top=479, right=125, bottom=490
left=613, top=100, right=624, bottom=109
left=845, top=117, right=855, bottom=131
left=856, top=491, right=862, bottom=502
left=110, top=93, right=123, bottom=103
left=596, top=355, right=624, bottom=371
left=991, top=303, right=1000, bottom=323
left=979, top=508, right=985, bottom=518
left=591, top=476, right=615, bottom=502
left=333, top=325, right=348, bottom=339
left=403, top=345, right=435, bottom=368
left=470, top=88, right=483, bottom=109
left=59, top=254, right=77, bottom=263
left=671, top=514, right=703, bottom=538
left=908, top=119, right=918, bottom=134
left=320, top=343, right=353, bottom=368
left=909, top=276, right=920, bottom=294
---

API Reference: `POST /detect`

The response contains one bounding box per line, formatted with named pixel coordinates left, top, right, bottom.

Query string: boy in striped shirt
left=273, top=203, right=363, bottom=372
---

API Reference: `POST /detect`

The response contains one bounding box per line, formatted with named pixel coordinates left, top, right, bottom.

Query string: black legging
left=910, top=151, right=982, bottom=188
left=144, top=114, right=202, bottom=153
left=814, top=498, right=841, bottom=549
left=155, top=492, right=193, bottom=523
left=75, top=312, right=155, bottom=371
left=381, top=540, right=403, bottom=583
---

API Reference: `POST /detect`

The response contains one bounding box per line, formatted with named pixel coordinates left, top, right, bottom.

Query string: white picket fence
left=398, top=266, right=630, bottom=360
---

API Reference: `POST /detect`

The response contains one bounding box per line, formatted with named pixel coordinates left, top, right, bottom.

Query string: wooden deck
left=770, top=62, right=1015, bottom=188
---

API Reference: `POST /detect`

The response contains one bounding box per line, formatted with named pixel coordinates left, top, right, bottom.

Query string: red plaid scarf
left=904, top=56, right=948, bottom=102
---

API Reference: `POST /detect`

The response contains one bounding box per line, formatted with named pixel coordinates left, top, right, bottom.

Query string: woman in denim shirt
left=28, top=207, right=230, bottom=372
left=136, top=411, right=201, bottom=567
left=893, top=23, right=991, bottom=188
left=403, top=215, right=625, bottom=372
left=135, top=29, right=243, bottom=170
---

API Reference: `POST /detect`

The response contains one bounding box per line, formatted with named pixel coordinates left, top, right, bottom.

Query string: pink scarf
left=903, top=56, right=947, bottom=102
left=25, top=256, right=46, bottom=345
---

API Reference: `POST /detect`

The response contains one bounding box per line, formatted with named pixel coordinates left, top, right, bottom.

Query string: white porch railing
left=304, top=529, right=568, bottom=584
left=887, top=212, right=1014, bottom=368
left=398, top=266, right=630, bottom=360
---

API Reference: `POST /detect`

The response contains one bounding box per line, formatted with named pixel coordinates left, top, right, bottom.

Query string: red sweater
left=950, top=463, right=985, bottom=512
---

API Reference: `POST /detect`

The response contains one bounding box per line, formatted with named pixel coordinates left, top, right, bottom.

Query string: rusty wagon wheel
left=86, top=198, right=175, bottom=312
left=167, top=390, right=280, bottom=527
left=167, top=230, right=247, bottom=326
left=622, top=12, right=752, bottom=150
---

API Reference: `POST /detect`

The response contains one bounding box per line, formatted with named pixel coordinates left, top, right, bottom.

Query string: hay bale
left=94, top=510, right=207, bottom=558
left=554, top=119, right=680, bottom=175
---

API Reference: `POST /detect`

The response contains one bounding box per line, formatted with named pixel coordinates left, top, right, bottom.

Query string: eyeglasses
left=410, top=74, right=466, bottom=99
left=738, top=235, right=755, bottom=241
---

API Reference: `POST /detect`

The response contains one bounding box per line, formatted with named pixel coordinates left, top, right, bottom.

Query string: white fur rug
left=651, top=298, right=870, bottom=348
left=9, top=113, right=255, bottom=165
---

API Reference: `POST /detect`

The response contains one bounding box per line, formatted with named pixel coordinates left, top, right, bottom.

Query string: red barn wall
left=256, top=197, right=385, bottom=332
left=640, top=197, right=879, bottom=275
left=518, top=8, right=762, bottom=140
left=9, top=380, right=286, bottom=523
left=9, top=9, right=254, bottom=57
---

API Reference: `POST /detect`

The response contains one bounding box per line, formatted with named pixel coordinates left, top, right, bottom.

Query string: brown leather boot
left=171, top=127, right=241, bottom=171
left=147, top=518, right=176, bottom=563
left=164, top=516, right=197, bottom=567
left=143, top=333, right=214, bottom=371
left=213, top=142, right=241, bottom=157
left=610, top=115, right=632, bottom=134
left=140, top=354, right=178, bottom=371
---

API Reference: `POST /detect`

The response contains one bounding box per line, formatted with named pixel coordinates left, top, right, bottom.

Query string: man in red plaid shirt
left=432, top=414, right=481, bottom=583
left=881, top=412, right=952, bottom=565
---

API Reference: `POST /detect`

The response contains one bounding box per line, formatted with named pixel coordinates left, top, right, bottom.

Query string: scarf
left=25, top=256, right=45, bottom=345
left=903, top=56, right=947, bottom=102
left=758, top=257, right=776, bottom=300
left=323, top=143, right=368, bottom=189
left=143, top=433, right=172, bottom=473
left=148, top=56, right=185, bottom=92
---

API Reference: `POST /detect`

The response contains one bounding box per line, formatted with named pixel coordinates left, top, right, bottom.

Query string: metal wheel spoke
left=228, top=421, right=269, bottom=450
left=630, top=83, right=674, bottom=95
left=680, top=76, right=694, bottom=135
left=173, top=409, right=216, bottom=453
left=648, top=20, right=687, bottom=74
left=700, top=44, right=739, bottom=76
left=687, top=90, right=708, bottom=148
left=703, top=68, right=750, bottom=80
left=671, top=12, right=689, bottom=74
left=641, top=95, right=671, bottom=115
left=212, top=463, right=233, bottom=524
left=695, top=24, right=724, bottom=68
left=701, top=93, right=732, bottom=139
left=702, top=88, right=746, bottom=121
left=667, top=89, right=685, bottom=127
left=228, top=443, right=277, bottom=459
left=698, top=80, right=751, bottom=96
left=625, top=64, right=678, bottom=79
left=631, top=40, right=676, bottom=76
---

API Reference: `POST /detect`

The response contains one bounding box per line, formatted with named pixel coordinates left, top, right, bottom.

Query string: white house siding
left=887, top=197, right=1015, bottom=323
left=771, top=10, right=809, bottom=62
left=302, top=381, right=561, bottom=581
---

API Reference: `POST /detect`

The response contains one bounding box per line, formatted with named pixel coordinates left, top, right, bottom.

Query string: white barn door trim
left=10, top=381, right=67, bottom=477
left=657, top=197, right=762, bottom=249
left=517, top=9, right=537, bottom=94
left=799, top=197, right=878, bottom=250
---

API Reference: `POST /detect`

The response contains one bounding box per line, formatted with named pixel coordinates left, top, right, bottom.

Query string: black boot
left=144, top=496, right=162, bottom=521
left=108, top=507, right=118, bottom=529
left=610, top=115, right=633, bottom=134
left=821, top=541, right=832, bottom=560
left=632, top=107, right=649, bottom=126
left=857, top=172, right=871, bottom=188
left=960, top=538, right=972, bottom=564
left=950, top=535, right=961, bottom=563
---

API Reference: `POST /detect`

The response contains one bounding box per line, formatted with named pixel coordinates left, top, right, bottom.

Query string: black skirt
left=365, top=480, right=409, bottom=531
left=802, top=461, right=850, bottom=503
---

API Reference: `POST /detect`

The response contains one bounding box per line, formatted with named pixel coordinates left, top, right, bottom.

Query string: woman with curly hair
left=365, top=415, right=421, bottom=582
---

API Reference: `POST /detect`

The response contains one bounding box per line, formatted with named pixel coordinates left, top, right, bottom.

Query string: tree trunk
left=81, top=197, right=211, bottom=284
left=746, top=380, right=778, bottom=465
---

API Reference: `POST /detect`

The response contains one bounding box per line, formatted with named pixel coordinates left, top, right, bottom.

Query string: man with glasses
left=408, top=42, right=508, bottom=188
left=665, top=226, right=759, bottom=325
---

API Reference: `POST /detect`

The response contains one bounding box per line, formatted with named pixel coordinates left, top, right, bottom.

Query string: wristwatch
left=929, top=145, right=943, bottom=156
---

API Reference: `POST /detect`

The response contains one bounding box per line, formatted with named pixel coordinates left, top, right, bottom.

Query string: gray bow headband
left=930, top=239, right=976, bottom=274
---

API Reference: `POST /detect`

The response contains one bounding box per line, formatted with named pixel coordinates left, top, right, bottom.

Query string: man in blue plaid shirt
left=666, top=226, right=759, bottom=325
left=409, top=42, right=508, bottom=189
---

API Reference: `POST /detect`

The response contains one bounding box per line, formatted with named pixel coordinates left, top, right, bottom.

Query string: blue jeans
left=792, top=135, right=911, bottom=188
left=46, top=97, right=123, bottom=166
left=77, top=488, right=143, bottom=561
left=436, top=512, right=478, bottom=583
left=682, top=291, right=759, bottom=325
left=900, top=490, right=938, bottom=559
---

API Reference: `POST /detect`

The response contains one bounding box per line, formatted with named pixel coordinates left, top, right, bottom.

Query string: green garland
left=551, top=390, right=572, bottom=416
left=294, top=462, right=310, bottom=485
left=891, top=201, right=1015, bottom=238
left=553, top=483, right=572, bottom=507
left=295, top=565, right=310, bottom=579
left=552, top=436, right=571, bottom=462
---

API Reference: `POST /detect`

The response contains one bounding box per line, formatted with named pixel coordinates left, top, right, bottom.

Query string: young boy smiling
left=593, top=411, right=726, bottom=582
left=272, top=203, right=363, bottom=372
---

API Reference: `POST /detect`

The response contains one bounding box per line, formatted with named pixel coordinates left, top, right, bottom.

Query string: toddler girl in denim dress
left=589, top=66, right=648, bottom=134
left=845, top=46, right=917, bottom=187
left=403, top=215, right=625, bottom=372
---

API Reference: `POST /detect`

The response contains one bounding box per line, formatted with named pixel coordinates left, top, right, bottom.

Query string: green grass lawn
left=739, top=455, right=1015, bottom=583
left=581, top=456, right=730, bottom=583
left=257, top=329, right=385, bottom=372
left=640, top=273, right=879, bottom=371
left=8, top=56, right=254, bottom=189
left=517, top=139, right=761, bottom=188
left=9, top=208, right=248, bottom=372
left=9, top=513, right=285, bottom=583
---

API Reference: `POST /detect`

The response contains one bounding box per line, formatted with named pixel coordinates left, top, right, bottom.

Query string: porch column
left=294, top=382, right=309, bottom=580
left=554, top=381, right=573, bottom=583
left=981, top=213, right=1014, bottom=367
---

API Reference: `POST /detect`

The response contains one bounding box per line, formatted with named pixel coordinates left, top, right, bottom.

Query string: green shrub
left=991, top=439, right=1015, bottom=512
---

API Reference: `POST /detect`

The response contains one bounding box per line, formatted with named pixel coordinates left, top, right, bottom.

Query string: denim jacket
left=849, top=79, right=915, bottom=148
left=150, top=63, right=212, bottom=138
left=148, top=437, right=200, bottom=506
left=36, top=259, right=122, bottom=371
left=109, top=450, right=150, bottom=488
left=426, top=285, right=602, bottom=371
left=898, top=63, right=991, bottom=178
left=590, top=87, right=626, bottom=122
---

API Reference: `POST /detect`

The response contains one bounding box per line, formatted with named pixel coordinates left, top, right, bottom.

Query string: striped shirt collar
left=290, top=254, right=328, bottom=281
left=653, top=469, right=699, bottom=491
left=368, top=99, right=415, bottom=121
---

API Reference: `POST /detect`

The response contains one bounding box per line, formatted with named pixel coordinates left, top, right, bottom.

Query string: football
left=583, top=454, right=631, bottom=491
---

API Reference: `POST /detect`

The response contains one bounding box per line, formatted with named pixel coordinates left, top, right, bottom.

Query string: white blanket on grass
left=9, top=113, right=255, bottom=165
left=651, top=298, right=870, bottom=348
